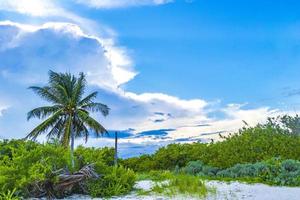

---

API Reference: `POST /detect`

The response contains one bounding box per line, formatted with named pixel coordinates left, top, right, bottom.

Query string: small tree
left=26, top=71, right=109, bottom=167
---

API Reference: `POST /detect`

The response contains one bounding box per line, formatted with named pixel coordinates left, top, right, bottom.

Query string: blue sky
left=71, top=0, right=300, bottom=107
left=0, top=0, right=300, bottom=156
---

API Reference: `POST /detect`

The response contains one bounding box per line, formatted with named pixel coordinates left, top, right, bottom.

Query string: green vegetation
left=152, top=174, right=210, bottom=198
left=137, top=170, right=173, bottom=181
left=181, top=158, right=300, bottom=186
left=26, top=71, right=109, bottom=167
left=0, top=139, right=135, bottom=198
left=0, top=188, right=19, bottom=200
left=136, top=172, right=212, bottom=198
left=2, top=70, right=300, bottom=198
left=86, top=166, right=136, bottom=198
left=122, top=115, right=300, bottom=187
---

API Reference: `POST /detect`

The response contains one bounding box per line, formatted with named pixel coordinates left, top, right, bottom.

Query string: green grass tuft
left=137, top=172, right=215, bottom=198
left=0, top=188, right=19, bottom=200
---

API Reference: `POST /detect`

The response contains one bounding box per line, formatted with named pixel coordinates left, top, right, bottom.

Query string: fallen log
left=28, top=164, right=100, bottom=199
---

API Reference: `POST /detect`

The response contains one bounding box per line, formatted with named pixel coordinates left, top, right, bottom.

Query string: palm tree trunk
left=70, top=123, right=75, bottom=168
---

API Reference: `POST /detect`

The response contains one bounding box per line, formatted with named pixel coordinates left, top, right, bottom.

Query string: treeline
left=122, top=115, right=300, bottom=171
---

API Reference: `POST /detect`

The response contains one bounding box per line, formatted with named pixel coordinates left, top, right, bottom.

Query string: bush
left=182, top=161, right=204, bottom=175
left=86, top=166, right=136, bottom=198
left=214, top=158, right=300, bottom=186
left=75, top=145, right=115, bottom=168
left=0, top=140, right=136, bottom=198
left=200, top=166, right=219, bottom=176
left=123, top=116, right=300, bottom=171
left=120, top=154, right=156, bottom=172
left=0, top=140, right=71, bottom=196
left=281, top=159, right=300, bottom=172
left=175, top=157, right=300, bottom=186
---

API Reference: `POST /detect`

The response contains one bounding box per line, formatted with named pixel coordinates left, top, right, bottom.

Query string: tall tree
left=26, top=71, right=109, bottom=167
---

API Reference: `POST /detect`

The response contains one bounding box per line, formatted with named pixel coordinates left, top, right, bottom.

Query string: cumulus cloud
left=0, top=21, right=136, bottom=89
left=0, top=21, right=284, bottom=152
left=75, top=0, right=174, bottom=8
left=0, top=0, right=290, bottom=157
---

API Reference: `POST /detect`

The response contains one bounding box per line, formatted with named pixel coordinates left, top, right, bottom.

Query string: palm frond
left=77, top=110, right=107, bottom=136
left=27, top=71, right=109, bottom=147
left=29, top=86, right=62, bottom=104
left=49, top=70, right=74, bottom=98
left=72, top=72, right=86, bottom=104
left=53, top=84, right=69, bottom=103
left=81, top=102, right=109, bottom=116
left=79, top=92, right=98, bottom=106
left=27, top=105, right=62, bottom=120
left=26, top=110, right=62, bottom=140
left=73, top=115, right=89, bottom=143
left=46, top=117, right=65, bottom=140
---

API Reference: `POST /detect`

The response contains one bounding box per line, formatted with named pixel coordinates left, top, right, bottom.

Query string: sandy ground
left=63, top=180, right=300, bottom=200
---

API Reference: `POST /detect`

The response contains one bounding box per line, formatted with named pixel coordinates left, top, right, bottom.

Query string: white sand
left=63, top=180, right=300, bottom=200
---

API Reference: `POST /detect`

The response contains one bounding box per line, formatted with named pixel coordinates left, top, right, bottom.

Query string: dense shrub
left=181, top=158, right=300, bottom=186
left=75, top=145, right=115, bottom=168
left=121, top=154, right=156, bottom=172
left=183, top=161, right=219, bottom=177
left=86, top=166, right=136, bottom=198
left=182, top=161, right=205, bottom=175
left=0, top=140, right=71, bottom=196
left=123, top=116, right=300, bottom=171
left=0, top=140, right=135, bottom=198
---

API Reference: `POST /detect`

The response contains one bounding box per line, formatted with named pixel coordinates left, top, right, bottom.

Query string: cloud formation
left=75, top=0, right=174, bottom=8
left=0, top=0, right=61, bottom=16
left=0, top=0, right=173, bottom=17
left=0, top=21, right=283, bottom=144
left=0, top=21, right=136, bottom=89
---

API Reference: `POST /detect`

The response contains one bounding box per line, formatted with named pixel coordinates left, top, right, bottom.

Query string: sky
left=0, top=0, right=300, bottom=157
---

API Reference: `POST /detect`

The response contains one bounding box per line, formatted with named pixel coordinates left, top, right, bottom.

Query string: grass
left=199, top=175, right=286, bottom=187
left=136, top=170, right=173, bottom=181
left=153, top=174, right=214, bottom=198
left=0, top=188, right=19, bottom=200
left=137, top=170, right=289, bottom=188
left=135, top=188, right=152, bottom=196
left=136, top=171, right=215, bottom=198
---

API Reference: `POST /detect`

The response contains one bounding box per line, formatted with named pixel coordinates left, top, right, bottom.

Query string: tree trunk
left=70, top=129, right=75, bottom=168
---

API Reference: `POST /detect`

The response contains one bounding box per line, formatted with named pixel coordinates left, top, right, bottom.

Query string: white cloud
left=0, top=21, right=136, bottom=89
left=0, top=21, right=285, bottom=149
left=0, top=0, right=116, bottom=39
left=75, top=0, right=174, bottom=8
left=0, top=0, right=61, bottom=16
left=0, top=0, right=174, bottom=17
left=0, top=0, right=290, bottom=155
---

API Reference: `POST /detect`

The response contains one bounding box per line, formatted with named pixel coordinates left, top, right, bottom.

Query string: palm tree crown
left=26, top=71, right=109, bottom=147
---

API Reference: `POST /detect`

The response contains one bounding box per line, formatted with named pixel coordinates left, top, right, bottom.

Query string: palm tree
left=26, top=71, right=109, bottom=167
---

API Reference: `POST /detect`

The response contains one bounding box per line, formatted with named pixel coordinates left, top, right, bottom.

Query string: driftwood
left=28, top=164, right=100, bottom=199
